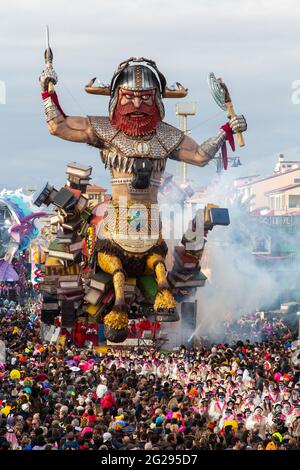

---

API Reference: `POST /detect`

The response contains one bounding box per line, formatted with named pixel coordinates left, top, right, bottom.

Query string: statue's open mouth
left=128, top=112, right=149, bottom=118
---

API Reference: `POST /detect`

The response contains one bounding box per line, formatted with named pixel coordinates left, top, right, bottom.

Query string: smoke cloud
left=193, top=175, right=298, bottom=343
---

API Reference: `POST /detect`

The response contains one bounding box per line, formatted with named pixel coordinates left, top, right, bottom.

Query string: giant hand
left=39, top=66, right=58, bottom=92
left=229, top=114, right=247, bottom=134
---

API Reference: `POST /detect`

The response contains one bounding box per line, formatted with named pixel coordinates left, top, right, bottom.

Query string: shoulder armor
left=88, top=116, right=119, bottom=142
left=155, top=122, right=184, bottom=154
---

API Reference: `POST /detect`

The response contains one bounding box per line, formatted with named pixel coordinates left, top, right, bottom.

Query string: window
left=271, top=195, right=283, bottom=210
left=289, top=195, right=300, bottom=208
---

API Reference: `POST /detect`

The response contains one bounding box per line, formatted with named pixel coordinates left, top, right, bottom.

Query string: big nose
left=132, top=97, right=142, bottom=108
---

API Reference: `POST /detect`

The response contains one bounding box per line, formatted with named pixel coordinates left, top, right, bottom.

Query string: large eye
left=141, top=95, right=151, bottom=100
left=125, top=94, right=133, bottom=100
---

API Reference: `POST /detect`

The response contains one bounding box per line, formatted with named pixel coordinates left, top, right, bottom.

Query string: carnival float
left=0, top=189, right=46, bottom=301
left=34, top=29, right=247, bottom=346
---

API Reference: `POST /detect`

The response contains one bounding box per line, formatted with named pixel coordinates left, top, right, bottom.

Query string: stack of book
left=159, top=172, right=194, bottom=206
left=168, top=245, right=207, bottom=298
left=52, top=187, right=78, bottom=213
left=167, top=205, right=230, bottom=299
left=84, top=271, right=113, bottom=321
left=35, top=166, right=96, bottom=331
left=47, top=185, right=89, bottom=236
left=36, top=166, right=231, bottom=342
left=66, top=162, right=92, bottom=192
left=33, top=182, right=58, bottom=208
left=41, top=294, right=60, bottom=325
left=61, top=300, right=76, bottom=328
left=43, top=228, right=84, bottom=301
left=48, top=234, right=83, bottom=262
left=181, top=221, right=206, bottom=260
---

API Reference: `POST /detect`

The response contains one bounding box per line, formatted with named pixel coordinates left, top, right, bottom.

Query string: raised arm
left=39, top=67, right=98, bottom=145
left=172, top=116, right=247, bottom=167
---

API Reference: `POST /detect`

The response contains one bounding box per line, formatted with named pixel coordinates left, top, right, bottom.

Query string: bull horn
left=163, top=82, right=188, bottom=98
left=85, top=77, right=111, bottom=95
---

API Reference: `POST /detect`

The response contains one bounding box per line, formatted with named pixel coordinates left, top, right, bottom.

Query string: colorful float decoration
left=35, top=30, right=246, bottom=345
left=0, top=189, right=46, bottom=283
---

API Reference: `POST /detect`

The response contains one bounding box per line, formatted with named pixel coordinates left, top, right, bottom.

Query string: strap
left=220, top=123, right=235, bottom=171
left=41, top=91, right=67, bottom=118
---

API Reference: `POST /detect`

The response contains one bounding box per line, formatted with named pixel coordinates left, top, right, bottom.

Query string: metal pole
left=216, top=152, right=222, bottom=175
left=181, top=115, right=188, bottom=184
left=176, top=102, right=196, bottom=184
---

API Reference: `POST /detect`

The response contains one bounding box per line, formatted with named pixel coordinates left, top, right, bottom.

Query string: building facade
left=85, top=185, right=107, bottom=204
left=235, top=154, right=300, bottom=214
left=235, top=154, right=300, bottom=304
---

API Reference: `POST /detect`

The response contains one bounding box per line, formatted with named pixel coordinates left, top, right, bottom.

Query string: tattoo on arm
left=172, top=131, right=226, bottom=167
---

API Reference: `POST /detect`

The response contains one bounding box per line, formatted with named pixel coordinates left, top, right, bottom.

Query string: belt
left=111, top=176, right=161, bottom=193
left=103, top=202, right=161, bottom=253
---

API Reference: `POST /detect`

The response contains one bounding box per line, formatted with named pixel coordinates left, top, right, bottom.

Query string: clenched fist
left=229, top=114, right=247, bottom=134
left=39, top=67, right=58, bottom=92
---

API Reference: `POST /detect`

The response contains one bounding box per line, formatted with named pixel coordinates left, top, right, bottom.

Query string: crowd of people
left=220, top=312, right=294, bottom=345
left=0, top=281, right=35, bottom=305
left=0, top=297, right=300, bottom=451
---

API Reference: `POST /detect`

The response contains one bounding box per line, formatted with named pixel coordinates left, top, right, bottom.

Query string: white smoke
left=194, top=175, right=297, bottom=343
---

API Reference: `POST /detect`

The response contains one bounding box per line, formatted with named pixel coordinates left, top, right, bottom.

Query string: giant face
left=111, top=87, right=161, bottom=136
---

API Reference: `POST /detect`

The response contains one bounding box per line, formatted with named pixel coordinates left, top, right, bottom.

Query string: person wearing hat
left=265, top=439, right=278, bottom=451
left=273, top=402, right=284, bottom=418
left=267, top=406, right=285, bottom=435
left=246, top=406, right=267, bottom=439
left=102, top=431, right=116, bottom=449
left=218, top=408, right=236, bottom=431
left=243, top=392, right=256, bottom=412
left=271, top=431, right=283, bottom=448
left=235, top=411, right=245, bottom=426
left=101, top=390, right=116, bottom=415
left=268, top=382, right=280, bottom=403
left=208, top=391, right=227, bottom=422
left=281, top=400, right=293, bottom=425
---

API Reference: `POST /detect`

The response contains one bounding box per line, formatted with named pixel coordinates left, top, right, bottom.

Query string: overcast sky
left=1, top=0, right=300, bottom=191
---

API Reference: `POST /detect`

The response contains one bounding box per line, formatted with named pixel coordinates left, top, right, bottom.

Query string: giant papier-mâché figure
left=39, top=54, right=247, bottom=342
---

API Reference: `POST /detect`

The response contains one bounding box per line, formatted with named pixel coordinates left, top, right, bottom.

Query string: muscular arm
left=48, top=114, right=98, bottom=145
left=171, top=130, right=226, bottom=167
left=41, top=84, right=98, bottom=145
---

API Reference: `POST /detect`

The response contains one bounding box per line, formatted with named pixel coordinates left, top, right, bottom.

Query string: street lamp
left=231, top=157, right=242, bottom=167
left=212, top=152, right=242, bottom=174
left=176, top=102, right=197, bottom=184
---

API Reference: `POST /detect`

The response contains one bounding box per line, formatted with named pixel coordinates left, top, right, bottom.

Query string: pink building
left=235, top=154, right=300, bottom=214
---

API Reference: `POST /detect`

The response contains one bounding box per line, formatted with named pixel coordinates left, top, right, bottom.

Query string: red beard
left=112, top=101, right=161, bottom=136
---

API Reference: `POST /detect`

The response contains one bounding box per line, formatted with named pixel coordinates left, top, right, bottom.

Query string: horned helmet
left=85, top=57, right=188, bottom=120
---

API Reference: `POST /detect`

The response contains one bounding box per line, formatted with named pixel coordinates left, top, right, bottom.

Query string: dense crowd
left=0, top=298, right=300, bottom=451
left=218, top=311, right=294, bottom=345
